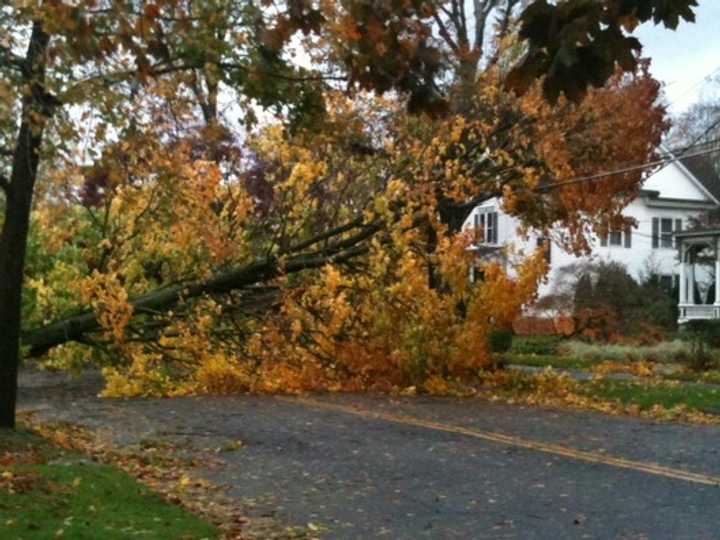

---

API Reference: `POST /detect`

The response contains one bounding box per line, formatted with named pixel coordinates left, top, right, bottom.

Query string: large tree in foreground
left=0, top=0, right=699, bottom=428
left=0, top=0, right=342, bottom=428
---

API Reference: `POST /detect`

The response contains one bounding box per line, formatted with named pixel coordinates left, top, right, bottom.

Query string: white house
left=464, top=151, right=720, bottom=315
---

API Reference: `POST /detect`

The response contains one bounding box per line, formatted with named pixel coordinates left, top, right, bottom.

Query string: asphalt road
left=18, top=370, right=720, bottom=539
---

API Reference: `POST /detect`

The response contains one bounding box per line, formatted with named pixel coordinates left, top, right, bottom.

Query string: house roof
left=678, top=153, right=720, bottom=203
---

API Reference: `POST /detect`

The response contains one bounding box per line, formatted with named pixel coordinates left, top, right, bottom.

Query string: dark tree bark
left=426, top=224, right=441, bottom=290
left=0, top=22, right=52, bottom=429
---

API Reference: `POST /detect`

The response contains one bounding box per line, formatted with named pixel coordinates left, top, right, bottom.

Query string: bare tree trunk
left=0, top=129, right=44, bottom=428
left=453, top=56, right=480, bottom=114
left=0, top=21, right=50, bottom=429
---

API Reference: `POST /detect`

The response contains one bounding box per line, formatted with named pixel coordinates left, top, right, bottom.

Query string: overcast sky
left=636, top=0, right=720, bottom=114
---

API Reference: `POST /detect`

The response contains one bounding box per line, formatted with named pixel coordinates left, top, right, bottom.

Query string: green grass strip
left=581, top=380, right=720, bottom=415
left=0, top=429, right=219, bottom=540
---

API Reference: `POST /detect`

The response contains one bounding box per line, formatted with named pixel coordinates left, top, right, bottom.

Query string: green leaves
left=645, top=0, right=698, bottom=29
left=507, top=0, right=698, bottom=103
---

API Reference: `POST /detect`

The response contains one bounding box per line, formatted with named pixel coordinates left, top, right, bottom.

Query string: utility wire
left=674, top=64, right=720, bottom=102
left=653, top=110, right=720, bottom=177
left=665, top=136, right=720, bottom=155
left=679, top=116, right=720, bottom=151
left=532, top=144, right=720, bottom=194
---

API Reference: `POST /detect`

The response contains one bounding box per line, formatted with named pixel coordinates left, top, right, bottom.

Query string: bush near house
left=571, top=262, right=676, bottom=343
left=519, top=263, right=676, bottom=343
left=512, top=315, right=575, bottom=337
left=683, top=320, right=720, bottom=348
left=488, top=330, right=513, bottom=353
left=510, top=336, right=564, bottom=356
left=512, top=316, right=557, bottom=336
left=681, top=320, right=720, bottom=371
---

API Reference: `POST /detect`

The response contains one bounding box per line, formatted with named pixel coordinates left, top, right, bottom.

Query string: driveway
left=17, top=369, right=720, bottom=539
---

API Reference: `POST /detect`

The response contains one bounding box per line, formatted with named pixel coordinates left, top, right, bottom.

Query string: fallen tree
left=22, top=220, right=381, bottom=356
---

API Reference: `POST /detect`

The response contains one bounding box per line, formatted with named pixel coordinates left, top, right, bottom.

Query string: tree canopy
left=0, top=0, right=698, bottom=427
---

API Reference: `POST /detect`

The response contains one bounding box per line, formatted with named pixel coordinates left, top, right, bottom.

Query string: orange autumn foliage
left=26, top=58, right=666, bottom=398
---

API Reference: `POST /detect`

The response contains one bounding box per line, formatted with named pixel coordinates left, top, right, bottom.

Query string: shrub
left=511, top=336, right=563, bottom=356
left=568, top=262, right=676, bottom=342
left=574, top=306, right=621, bottom=342
left=573, top=272, right=595, bottom=313
left=488, top=330, right=513, bottom=353
left=683, top=320, right=720, bottom=348
left=681, top=320, right=720, bottom=371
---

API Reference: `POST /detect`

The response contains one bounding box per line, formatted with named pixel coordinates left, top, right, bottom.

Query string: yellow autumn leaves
left=70, top=111, right=552, bottom=398
left=30, top=83, right=657, bottom=399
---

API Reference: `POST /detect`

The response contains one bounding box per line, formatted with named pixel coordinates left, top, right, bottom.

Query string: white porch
left=676, top=229, right=720, bottom=324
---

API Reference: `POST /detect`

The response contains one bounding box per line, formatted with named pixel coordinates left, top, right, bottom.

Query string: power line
left=658, top=105, right=720, bottom=177
left=674, top=64, right=720, bottom=102
left=668, top=136, right=720, bottom=154
left=533, top=144, right=720, bottom=194
left=680, top=116, right=720, bottom=151
left=620, top=103, right=720, bottom=181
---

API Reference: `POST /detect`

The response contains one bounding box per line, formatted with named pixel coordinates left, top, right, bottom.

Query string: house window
left=661, top=219, right=673, bottom=248
left=469, top=265, right=485, bottom=284
left=600, top=226, right=632, bottom=248
left=652, top=218, right=679, bottom=249
left=473, top=209, right=498, bottom=244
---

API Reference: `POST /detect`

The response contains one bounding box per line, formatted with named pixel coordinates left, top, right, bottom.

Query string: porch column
left=716, top=238, right=720, bottom=315
left=689, top=246, right=696, bottom=305
left=679, top=244, right=687, bottom=304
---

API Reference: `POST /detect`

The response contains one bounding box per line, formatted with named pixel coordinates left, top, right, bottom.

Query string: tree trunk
left=426, top=224, right=441, bottom=290
left=453, top=57, right=479, bottom=115
left=0, top=126, right=44, bottom=428
left=0, top=21, right=50, bottom=429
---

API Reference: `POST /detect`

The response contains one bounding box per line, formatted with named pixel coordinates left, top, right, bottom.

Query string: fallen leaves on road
left=482, top=368, right=720, bottom=425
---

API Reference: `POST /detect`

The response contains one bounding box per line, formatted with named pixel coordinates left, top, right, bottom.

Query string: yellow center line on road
left=282, top=396, right=720, bottom=487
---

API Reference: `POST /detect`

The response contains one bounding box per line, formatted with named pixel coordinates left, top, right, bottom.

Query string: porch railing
left=679, top=304, right=720, bottom=321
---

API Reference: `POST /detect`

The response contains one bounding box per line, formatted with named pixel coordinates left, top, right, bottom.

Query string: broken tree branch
left=22, top=239, right=372, bottom=356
